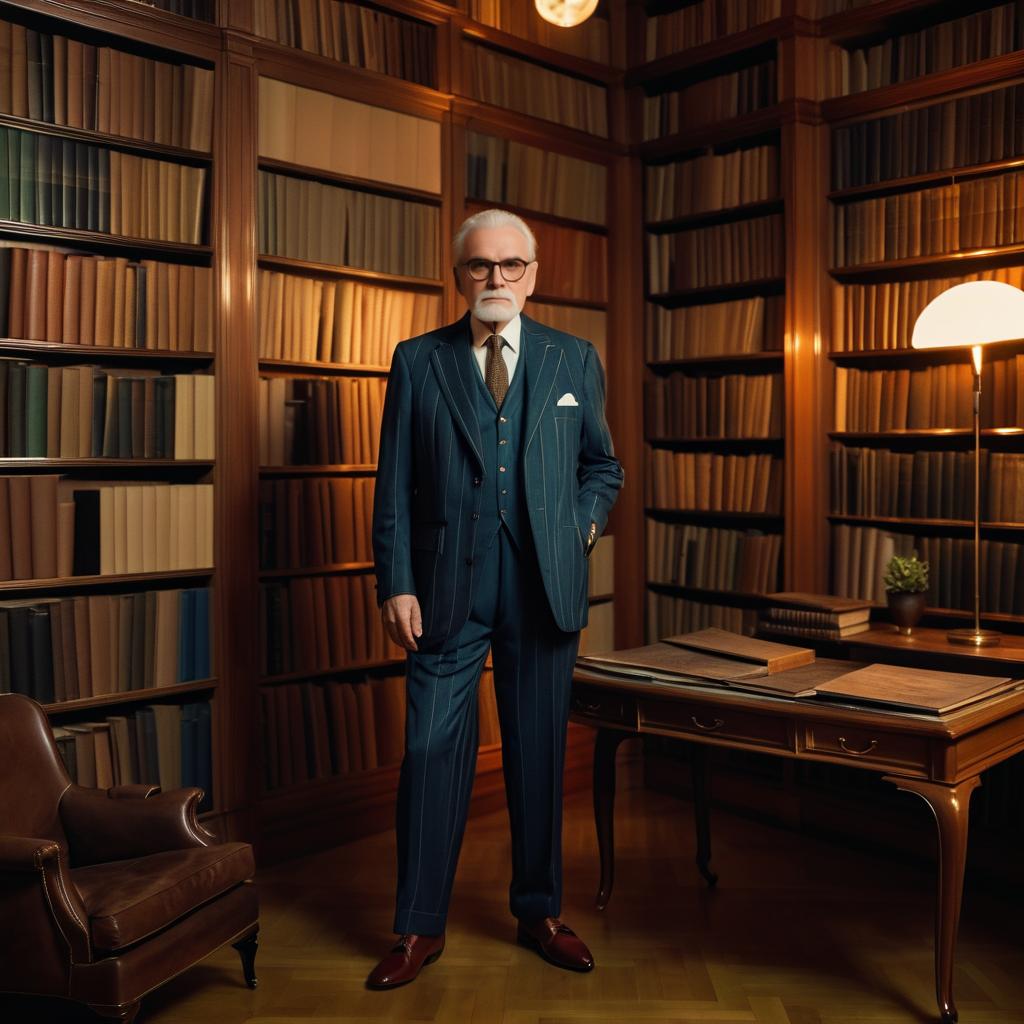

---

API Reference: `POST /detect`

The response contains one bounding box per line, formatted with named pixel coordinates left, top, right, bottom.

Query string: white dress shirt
left=470, top=313, right=521, bottom=384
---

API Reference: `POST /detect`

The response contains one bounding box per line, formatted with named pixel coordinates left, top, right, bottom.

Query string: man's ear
left=524, top=260, right=538, bottom=297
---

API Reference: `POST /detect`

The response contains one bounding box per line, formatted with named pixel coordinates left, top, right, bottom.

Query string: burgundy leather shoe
left=516, top=917, right=594, bottom=972
left=366, top=933, right=445, bottom=989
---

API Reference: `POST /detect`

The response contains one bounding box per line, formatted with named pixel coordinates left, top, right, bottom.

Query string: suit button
left=471, top=512, right=479, bottom=520
left=501, top=489, right=508, bottom=495
left=473, top=477, right=481, bottom=486
left=499, top=439, right=507, bottom=445
left=500, top=417, right=508, bottom=423
left=498, top=466, right=506, bottom=473
left=465, top=557, right=473, bottom=566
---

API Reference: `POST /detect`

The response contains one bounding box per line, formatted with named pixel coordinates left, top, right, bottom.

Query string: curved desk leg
left=689, top=742, right=718, bottom=887
left=594, top=727, right=630, bottom=911
left=885, top=775, right=981, bottom=1024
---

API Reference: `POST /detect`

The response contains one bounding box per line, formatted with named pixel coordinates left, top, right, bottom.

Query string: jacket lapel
left=430, top=313, right=484, bottom=468
left=522, top=313, right=561, bottom=452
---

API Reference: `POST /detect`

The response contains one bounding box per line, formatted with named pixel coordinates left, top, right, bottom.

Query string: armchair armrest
left=0, top=834, right=92, bottom=963
left=107, top=784, right=162, bottom=799
left=61, top=785, right=217, bottom=867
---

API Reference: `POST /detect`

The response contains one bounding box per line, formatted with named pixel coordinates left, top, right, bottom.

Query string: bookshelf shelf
left=829, top=343, right=1024, bottom=364
left=830, top=243, right=1024, bottom=281
left=0, top=458, right=214, bottom=469
left=818, top=0, right=960, bottom=44
left=2, top=568, right=213, bottom=594
left=821, top=51, right=1024, bottom=125
left=0, top=339, right=214, bottom=362
left=648, top=352, right=784, bottom=373
left=645, top=198, right=784, bottom=233
left=260, top=658, right=406, bottom=686
left=451, top=96, right=618, bottom=152
left=0, top=113, right=213, bottom=163
left=258, top=359, right=390, bottom=377
left=635, top=101, right=800, bottom=159
left=649, top=277, right=785, bottom=307
left=828, top=155, right=1024, bottom=203
left=830, top=429, right=1024, bottom=443
left=646, top=436, right=784, bottom=450
left=627, top=17, right=798, bottom=88
left=644, top=506, right=784, bottom=525
left=828, top=513, right=1024, bottom=532
left=256, top=255, right=443, bottom=291
left=259, top=465, right=377, bottom=477
left=42, top=677, right=219, bottom=715
left=0, top=220, right=213, bottom=259
left=465, top=198, right=606, bottom=236
left=647, top=581, right=770, bottom=605
left=257, top=157, right=442, bottom=205
left=259, top=562, right=376, bottom=580
left=529, top=292, right=608, bottom=311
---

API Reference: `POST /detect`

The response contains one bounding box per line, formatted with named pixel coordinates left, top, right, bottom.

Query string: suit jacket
left=372, top=311, right=623, bottom=638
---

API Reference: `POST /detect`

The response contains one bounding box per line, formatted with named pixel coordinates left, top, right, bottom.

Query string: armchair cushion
left=71, top=842, right=254, bottom=952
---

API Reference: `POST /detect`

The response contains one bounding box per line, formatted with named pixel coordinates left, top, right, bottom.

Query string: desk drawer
left=571, top=685, right=635, bottom=728
left=804, top=723, right=929, bottom=773
left=640, top=700, right=789, bottom=750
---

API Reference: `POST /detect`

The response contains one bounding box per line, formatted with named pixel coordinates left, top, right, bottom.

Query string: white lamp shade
left=911, top=280, right=1024, bottom=349
left=534, top=0, right=599, bottom=28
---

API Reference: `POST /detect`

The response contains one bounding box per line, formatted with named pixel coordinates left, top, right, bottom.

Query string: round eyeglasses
left=459, top=258, right=535, bottom=282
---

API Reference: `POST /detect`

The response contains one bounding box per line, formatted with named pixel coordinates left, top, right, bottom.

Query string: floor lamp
left=911, top=280, right=1024, bottom=647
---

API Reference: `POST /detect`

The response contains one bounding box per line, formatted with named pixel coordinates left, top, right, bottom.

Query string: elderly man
left=368, top=208, right=623, bottom=988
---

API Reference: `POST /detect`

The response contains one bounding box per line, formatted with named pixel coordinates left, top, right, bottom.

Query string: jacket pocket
left=411, top=522, right=446, bottom=553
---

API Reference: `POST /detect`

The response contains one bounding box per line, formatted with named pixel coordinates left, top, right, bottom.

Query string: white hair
left=452, top=208, right=537, bottom=264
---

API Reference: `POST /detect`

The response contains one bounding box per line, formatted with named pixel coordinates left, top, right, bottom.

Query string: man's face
left=454, top=226, right=538, bottom=327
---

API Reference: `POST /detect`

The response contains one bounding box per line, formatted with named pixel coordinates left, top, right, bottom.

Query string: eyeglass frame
left=457, top=257, right=537, bottom=282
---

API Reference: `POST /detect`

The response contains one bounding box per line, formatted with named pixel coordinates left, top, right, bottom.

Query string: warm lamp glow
left=911, top=280, right=1024, bottom=350
left=534, top=0, right=599, bottom=28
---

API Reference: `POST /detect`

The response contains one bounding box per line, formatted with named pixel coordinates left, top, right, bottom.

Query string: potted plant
left=883, top=552, right=929, bottom=636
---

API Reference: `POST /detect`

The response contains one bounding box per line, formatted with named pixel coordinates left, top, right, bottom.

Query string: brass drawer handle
left=691, top=715, right=724, bottom=731
left=838, top=736, right=878, bottom=756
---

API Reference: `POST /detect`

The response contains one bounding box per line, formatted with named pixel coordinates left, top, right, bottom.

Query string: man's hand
left=382, top=594, right=423, bottom=652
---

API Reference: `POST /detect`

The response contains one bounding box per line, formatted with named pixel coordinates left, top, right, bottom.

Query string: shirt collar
left=470, top=312, right=521, bottom=353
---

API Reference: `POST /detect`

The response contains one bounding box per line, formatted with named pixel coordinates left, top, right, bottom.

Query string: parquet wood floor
left=5, top=774, right=1024, bottom=1024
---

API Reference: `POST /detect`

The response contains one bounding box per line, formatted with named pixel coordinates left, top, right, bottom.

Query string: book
left=661, top=627, right=814, bottom=673
left=814, top=663, right=1022, bottom=715
left=578, top=641, right=768, bottom=683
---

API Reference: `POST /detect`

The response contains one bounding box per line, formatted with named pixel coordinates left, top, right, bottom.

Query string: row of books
left=645, top=145, right=778, bottom=221
left=646, top=451, right=783, bottom=513
left=831, top=447, right=1024, bottom=523
left=525, top=301, right=607, bottom=366
left=258, top=170, right=439, bottom=280
left=644, top=0, right=782, bottom=59
left=463, top=43, right=608, bottom=138
left=645, top=372, right=782, bottom=439
left=0, top=247, right=214, bottom=350
left=252, top=0, right=437, bottom=88
left=256, top=271, right=440, bottom=367
left=259, top=476, right=375, bottom=570
left=647, top=296, right=782, bottom=361
left=648, top=215, right=784, bottom=293
left=646, top=520, right=782, bottom=595
left=833, top=524, right=1024, bottom=612
left=53, top=700, right=212, bottom=806
left=0, top=476, right=213, bottom=580
left=0, top=19, right=213, bottom=151
left=468, top=0, right=609, bottom=63
left=824, top=3, right=1020, bottom=97
left=757, top=592, right=870, bottom=642
left=834, top=359, right=1024, bottom=431
left=832, top=172, right=1024, bottom=266
left=258, top=78, right=441, bottom=196
left=0, top=364, right=214, bottom=460
left=646, top=591, right=756, bottom=643
left=642, top=62, right=777, bottom=140
left=261, top=574, right=402, bottom=675
left=831, top=268, right=1024, bottom=351
left=1, top=127, right=206, bottom=243
left=831, top=83, right=1024, bottom=190
left=258, top=375, right=385, bottom=467
left=0, top=587, right=211, bottom=704
left=260, top=670, right=503, bottom=790
left=466, top=130, right=606, bottom=227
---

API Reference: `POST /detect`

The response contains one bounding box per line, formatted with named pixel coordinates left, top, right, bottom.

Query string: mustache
left=477, top=289, right=515, bottom=302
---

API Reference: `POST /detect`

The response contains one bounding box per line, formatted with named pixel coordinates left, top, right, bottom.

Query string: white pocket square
left=556, top=393, right=579, bottom=407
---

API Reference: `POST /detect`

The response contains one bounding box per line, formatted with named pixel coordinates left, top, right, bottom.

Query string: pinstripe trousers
left=393, top=525, right=580, bottom=936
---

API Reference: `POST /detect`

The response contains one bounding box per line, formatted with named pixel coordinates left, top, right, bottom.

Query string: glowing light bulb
left=534, top=0, right=599, bottom=29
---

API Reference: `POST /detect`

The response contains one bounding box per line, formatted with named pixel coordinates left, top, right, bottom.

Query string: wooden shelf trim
left=829, top=342, right=1024, bottom=363
left=828, top=155, right=1024, bottom=203
left=257, top=156, right=441, bottom=204
left=256, top=255, right=443, bottom=290
left=43, top=677, right=219, bottom=715
left=0, top=338, right=214, bottom=360
left=260, top=658, right=406, bottom=685
left=646, top=581, right=772, bottom=604
left=1, top=568, right=214, bottom=594
left=259, top=562, right=375, bottom=579
left=830, top=428, right=1024, bottom=442
left=644, top=506, right=784, bottom=524
left=829, top=513, right=1024, bottom=531
left=647, top=436, right=784, bottom=448
left=818, top=0, right=964, bottom=44
left=259, top=465, right=377, bottom=476
left=0, top=458, right=213, bottom=469
left=464, top=197, right=607, bottom=235
left=645, top=198, right=784, bottom=233
left=258, top=359, right=390, bottom=376
left=830, top=242, right=1024, bottom=280
left=648, top=277, right=786, bottom=306
left=451, top=96, right=616, bottom=152
left=0, top=219, right=212, bottom=258
left=648, top=352, right=784, bottom=371
left=529, top=291, right=608, bottom=311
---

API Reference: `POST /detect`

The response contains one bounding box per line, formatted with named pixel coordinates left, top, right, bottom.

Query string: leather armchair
left=0, top=694, right=259, bottom=1023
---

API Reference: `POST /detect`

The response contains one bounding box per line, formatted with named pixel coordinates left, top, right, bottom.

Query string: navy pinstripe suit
left=372, top=311, right=623, bottom=935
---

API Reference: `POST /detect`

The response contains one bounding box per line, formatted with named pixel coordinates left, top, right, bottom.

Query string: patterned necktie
left=485, top=333, right=509, bottom=409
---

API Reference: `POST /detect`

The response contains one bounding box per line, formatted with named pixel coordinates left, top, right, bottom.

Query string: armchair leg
left=89, top=1001, right=141, bottom=1023
left=233, top=927, right=259, bottom=989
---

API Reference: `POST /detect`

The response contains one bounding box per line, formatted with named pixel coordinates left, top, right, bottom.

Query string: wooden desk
left=571, top=662, right=1024, bottom=1024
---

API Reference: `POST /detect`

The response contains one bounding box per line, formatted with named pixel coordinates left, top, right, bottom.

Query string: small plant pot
left=887, top=590, right=926, bottom=636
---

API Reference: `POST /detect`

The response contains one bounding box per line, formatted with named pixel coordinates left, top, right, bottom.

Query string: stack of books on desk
left=759, top=592, right=872, bottom=640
